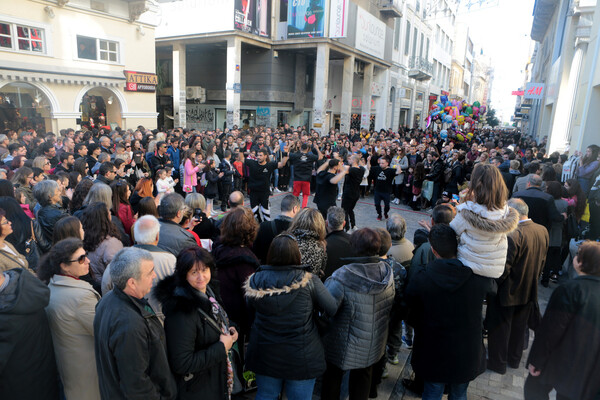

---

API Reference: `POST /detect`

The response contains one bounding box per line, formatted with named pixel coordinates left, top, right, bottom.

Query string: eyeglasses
left=68, top=253, right=88, bottom=264
left=0, top=219, right=10, bottom=225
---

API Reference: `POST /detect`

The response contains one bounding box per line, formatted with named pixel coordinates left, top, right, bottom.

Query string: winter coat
left=388, top=238, right=415, bottom=265
left=183, top=159, right=200, bottom=191
left=157, top=219, right=198, bottom=257
left=252, top=216, right=292, bottom=264
left=0, top=241, right=32, bottom=273
left=512, top=187, right=563, bottom=230
left=88, top=236, right=123, bottom=285
left=0, top=269, right=59, bottom=400
left=117, top=203, right=136, bottom=236
left=323, top=256, right=395, bottom=370
left=46, top=275, right=101, bottom=400
left=36, top=203, right=68, bottom=246
left=244, top=265, right=337, bottom=380
left=527, top=276, right=600, bottom=400
left=93, top=286, right=177, bottom=400
left=324, top=230, right=354, bottom=279
left=204, top=169, right=220, bottom=199
left=292, top=228, right=327, bottom=276
left=213, top=243, right=260, bottom=333
left=155, top=276, right=229, bottom=400
left=450, top=201, right=519, bottom=278
left=406, top=258, right=496, bottom=383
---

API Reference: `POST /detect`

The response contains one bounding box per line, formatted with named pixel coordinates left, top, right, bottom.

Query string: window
left=416, top=0, right=421, bottom=13
left=426, top=38, right=430, bottom=60
left=394, top=18, right=401, bottom=50
left=77, top=35, right=119, bottom=63
left=419, top=33, right=424, bottom=58
left=404, top=22, right=411, bottom=56
left=412, top=27, right=417, bottom=57
left=0, top=21, right=45, bottom=53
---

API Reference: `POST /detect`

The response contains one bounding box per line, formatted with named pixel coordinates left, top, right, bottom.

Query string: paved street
left=231, top=190, right=558, bottom=400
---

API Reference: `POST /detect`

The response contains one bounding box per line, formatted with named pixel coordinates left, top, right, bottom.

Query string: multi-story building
left=427, top=0, right=456, bottom=105
left=528, top=0, right=598, bottom=153
left=0, top=0, right=160, bottom=133
left=155, top=0, right=439, bottom=133
left=450, top=23, right=474, bottom=101
left=469, top=48, right=492, bottom=106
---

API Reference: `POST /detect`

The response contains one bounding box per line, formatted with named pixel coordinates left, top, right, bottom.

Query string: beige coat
left=46, top=275, right=101, bottom=400
left=0, top=241, right=32, bottom=273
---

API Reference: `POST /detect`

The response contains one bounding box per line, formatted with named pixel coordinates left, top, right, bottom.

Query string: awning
left=531, top=0, right=558, bottom=42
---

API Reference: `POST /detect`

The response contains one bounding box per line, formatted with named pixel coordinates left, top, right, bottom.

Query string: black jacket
left=149, top=153, right=170, bottom=176
left=527, top=276, right=600, bottom=400
left=36, top=203, right=68, bottom=248
left=406, top=258, right=496, bottom=383
left=252, top=216, right=292, bottom=264
left=324, top=230, right=354, bottom=279
left=93, top=287, right=177, bottom=400
left=155, top=276, right=229, bottom=400
left=0, top=269, right=59, bottom=400
left=512, top=187, right=563, bottom=230
left=425, top=158, right=445, bottom=183
left=244, top=265, right=337, bottom=380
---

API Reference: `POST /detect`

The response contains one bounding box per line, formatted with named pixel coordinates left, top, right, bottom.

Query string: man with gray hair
left=486, top=198, right=549, bottom=375
left=157, top=193, right=197, bottom=256
left=512, top=174, right=564, bottom=231
left=252, top=194, right=300, bottom=263
left=324, top=206, right=353, bottom=279
left=101, top=215, right=176, bottom=319
left=386, top=213, right=415, bottom=264
left=94, top=247, right=176, bottom=399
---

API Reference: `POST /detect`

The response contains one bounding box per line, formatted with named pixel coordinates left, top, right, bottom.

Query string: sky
left=456, top=0, right=536, bottom=123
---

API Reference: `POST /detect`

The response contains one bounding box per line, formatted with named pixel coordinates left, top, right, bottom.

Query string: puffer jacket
left=450, top=201, right=519, bottom=278
left=36, top=203, right=68, bottom=247
left=244, top=265, right=337, bottom=380
left=323, top=256, right=395, bottom=370
left=292, top=229, right=327, bottom=275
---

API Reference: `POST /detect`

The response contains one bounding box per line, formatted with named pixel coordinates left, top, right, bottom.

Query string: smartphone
left=452, top=194, right=460, bottom=202
left=194, top=208, right=203, bottom=220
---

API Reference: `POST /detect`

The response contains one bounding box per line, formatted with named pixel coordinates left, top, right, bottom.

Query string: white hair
left=133, top=215, right=160, bottom=245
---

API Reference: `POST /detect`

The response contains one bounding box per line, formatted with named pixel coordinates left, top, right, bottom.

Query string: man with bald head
left=512, top=174, right=564, bottom=231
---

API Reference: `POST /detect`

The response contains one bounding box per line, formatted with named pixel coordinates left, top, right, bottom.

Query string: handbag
left=422, top=180, right=434, bottom=201
left=24, top=222, right=40, bottom=270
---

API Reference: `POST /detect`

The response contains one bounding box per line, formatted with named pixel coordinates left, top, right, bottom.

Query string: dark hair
left=59, top=152, right=73, bottom=163
left=0, top=179, right=14, bottom=197
left=80, top=202, right=121, bottom=252
left=68, top=171, right=81, bottom=189
left=577, top=241, right=600, bottom=276
left=37, top=238, right=84, bottom=284
left=467, top=163, right=508, bottom=210
left=375, top=228, right=392, bottom=257
left=70, top=178, right=93, bottom=213
left=111, top=180, right=130, bottom=217
left=138, top=196, right=159, bottom=218
left=219, top=207, right=258, bottom=246
left=266, top=234, right=302, bottom=266
left=0, top=197, right=32, bottom=256
left=173, top=247, right=215, bottom=287
left=280, top=194, right=301, bottom=212
left=432, top=204, right=455, bottom=224
left=541, top=165, right=557, bottom=182
left=72, top=157, right=88, bottom=177
left=350, top=228, right=381, bottom=257
left=74, top=143, right=88, bottom=155
left=328, top=159, right=340, bottom=169
left=41, top=142, right=54, bottom=155
left=99, top=162, right=115, bottom=177
left=53, top=216, right=83, bottom=243
left=566, top=178, right=587, bottom=220
left=11, top=166, right=33, bottom=187
left=527, top=162, right=540, bottom=174
left=429, top=224, right=458, bottom=259
left=582, top=145, right=600, bottom=167
left=545, top=181, right=563, bottom=200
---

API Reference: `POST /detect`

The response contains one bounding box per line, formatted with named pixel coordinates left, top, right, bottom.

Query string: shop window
left=77, top=35, right=119, bottom=63
left=0, top=21, right=45, bottom=53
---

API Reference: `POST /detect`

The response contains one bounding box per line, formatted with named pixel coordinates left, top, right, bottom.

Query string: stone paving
left=232, top=190, right=559, bottom=400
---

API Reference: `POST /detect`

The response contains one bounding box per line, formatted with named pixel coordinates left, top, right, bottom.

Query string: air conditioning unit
left=354, top=60, right=365, bottom=75
left=186, top=86, right=205, bottom=99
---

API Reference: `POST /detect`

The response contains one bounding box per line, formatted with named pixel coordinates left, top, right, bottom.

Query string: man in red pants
left=289, top=143, right=323, bottom=208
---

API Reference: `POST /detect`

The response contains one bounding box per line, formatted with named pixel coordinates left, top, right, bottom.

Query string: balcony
left=379, top=0, right=402, bottom=17
left=408, top=56, right=433, bottom=81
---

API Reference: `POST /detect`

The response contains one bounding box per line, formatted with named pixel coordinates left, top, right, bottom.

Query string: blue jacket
left=166, top=146, right=181, bottom=173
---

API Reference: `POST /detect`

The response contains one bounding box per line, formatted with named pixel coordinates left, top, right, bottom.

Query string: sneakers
left=384, top=213, right=389, bottom=219
left=550, top=273, right=559, bottom=283
left=387, top=353, right=399, bottom=365
left=382, top=365, right=389, bottom=379
left=377, top=215, right=382, bottom=221
left=274, top=188, right=281, bottom=193
left=402, top=335, right=413, bottom=349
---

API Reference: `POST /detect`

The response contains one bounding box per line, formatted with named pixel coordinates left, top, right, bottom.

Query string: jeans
left=423, top=381, right=469, bottom=400
left=374, top=191, right=391, bottom=217
left=255, top=374, right=316, bottom=400
left=273, top=168, right=279, bottom=188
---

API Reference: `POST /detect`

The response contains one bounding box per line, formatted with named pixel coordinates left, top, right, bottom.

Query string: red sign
left=429, top=95, right=438, bottom=100
left=124, top=70, right=157, bottom=93
left=512, top=90, right=525, bottom=96
left=441, top=90, right=449, bottom=96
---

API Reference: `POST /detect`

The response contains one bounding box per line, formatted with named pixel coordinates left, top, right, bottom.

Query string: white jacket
left=450, top=201, right=519, bottom=278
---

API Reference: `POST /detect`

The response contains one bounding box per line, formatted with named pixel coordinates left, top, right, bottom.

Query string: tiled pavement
left=233, top=191, right=559, bottom=400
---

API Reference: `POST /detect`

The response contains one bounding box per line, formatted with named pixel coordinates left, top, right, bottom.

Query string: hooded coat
left=450, top=201, right=519, bottom=278
left=244, top=265, right=337, bottom=380
left=406, top=258, right=496, bottom=383
left=322, top=256, right=395, bottom=370
left=0, top=269, right=59, bottom=400
left=154, top=276, right=229, bottom=400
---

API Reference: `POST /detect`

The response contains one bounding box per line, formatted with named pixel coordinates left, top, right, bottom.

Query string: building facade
left=528, top=0, right=598, bottom=153
left=0, top=0, right=160, bottom=133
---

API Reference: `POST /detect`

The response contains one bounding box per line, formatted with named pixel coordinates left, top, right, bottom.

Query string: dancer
left=246, top=148, right=288, bottom=222
left=370, top=156, right=402, bottom=221
left=289, top=143, right=322, bottom=208
left=341, top=154, right=365, bottom=231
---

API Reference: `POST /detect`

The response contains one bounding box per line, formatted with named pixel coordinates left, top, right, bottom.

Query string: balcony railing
left=379, top=0, right=402, bottom=17
left=408, top=56, right=433, bottom=81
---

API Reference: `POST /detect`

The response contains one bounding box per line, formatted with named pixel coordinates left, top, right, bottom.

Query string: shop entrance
left=78, top=87, right=122, bottom=130
left=0, top=82, right=52, bottom=133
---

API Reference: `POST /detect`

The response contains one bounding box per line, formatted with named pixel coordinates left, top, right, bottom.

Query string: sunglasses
left=68, top=253, right=88, bottom=264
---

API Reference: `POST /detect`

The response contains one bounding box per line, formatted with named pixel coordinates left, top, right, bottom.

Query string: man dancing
left=370, top=156, right=402, bottom=220
left=341, top=154, right=365, bottom=231
left=289, top=143, right=323, bottom=208
left=245, top=148, right=288, bottom=222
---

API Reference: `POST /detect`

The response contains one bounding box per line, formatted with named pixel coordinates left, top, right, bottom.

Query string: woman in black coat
left=155, top=247, right=238, bottom=400
left=244, top=234, right=337, bottom=399
left=525, top=241, right=600, bottom=400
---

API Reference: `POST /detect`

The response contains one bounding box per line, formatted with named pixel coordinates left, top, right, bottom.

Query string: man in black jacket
left=324, top=206, right=353, bottom=279
left=512, top=174, right=564, bottom=231
left=94, top=247, right=177, bottom=400
left=406, top=224, right=495, bottom=398
left=425, top=150, right=445, bottom=205
left=149, top=141, right=170, bottom=177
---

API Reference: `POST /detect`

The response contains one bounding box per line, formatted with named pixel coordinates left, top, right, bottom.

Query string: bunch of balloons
left=426, top=96, right=487, bottom=138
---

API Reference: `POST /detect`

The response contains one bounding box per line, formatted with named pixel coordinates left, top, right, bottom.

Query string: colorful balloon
left=440, top=130, right=448, bottom=140
left=457, top=115, right=465, bottom=125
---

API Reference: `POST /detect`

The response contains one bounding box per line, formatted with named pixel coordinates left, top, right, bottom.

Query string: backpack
left=443, top=166, right=452, bottom=184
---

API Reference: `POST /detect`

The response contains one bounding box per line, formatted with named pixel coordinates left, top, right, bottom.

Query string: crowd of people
left=0, top=124, right=599, bottom=400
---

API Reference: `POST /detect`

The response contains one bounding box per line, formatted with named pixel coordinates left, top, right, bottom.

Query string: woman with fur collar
left=244, top=234, right=337, bottom=399
left=155, top=248, right=238, bottom=400
left=450, top=163, right=520, bottom=278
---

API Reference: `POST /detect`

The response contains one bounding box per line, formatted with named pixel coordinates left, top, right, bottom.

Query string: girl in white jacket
left=450, top=163, right=519, bottom=278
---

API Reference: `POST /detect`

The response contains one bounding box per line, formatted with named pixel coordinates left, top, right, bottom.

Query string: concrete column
left=312, top=43, right=329, bottom=135
left=374, top=69, right=390, bottom=131
left=408, top=79, right=417, bottom=128
left=339, top=55, right=354, bottom=135
left=172, top=43, right=187, bottom=128
left=226, top=37, right=242, bottom=129
left=360, top=63, right=374, bottom=131
left=293, top=54, right=306, bottom=116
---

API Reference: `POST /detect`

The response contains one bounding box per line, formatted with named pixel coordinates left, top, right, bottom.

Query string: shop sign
left=524, top=83, right=545, bottom=99
left=234, top=0, right=271, bottom=37
left=329, top=0, right=349, bottom=38
left=288, top=0, right=325, bottom=39
left=124, top=71, right=157, bottom=92
left=512, top=90, right=525, bottom=96
left=256, top=106, right=270, bottom=125
left=355, top=6, right=385, bottom=59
